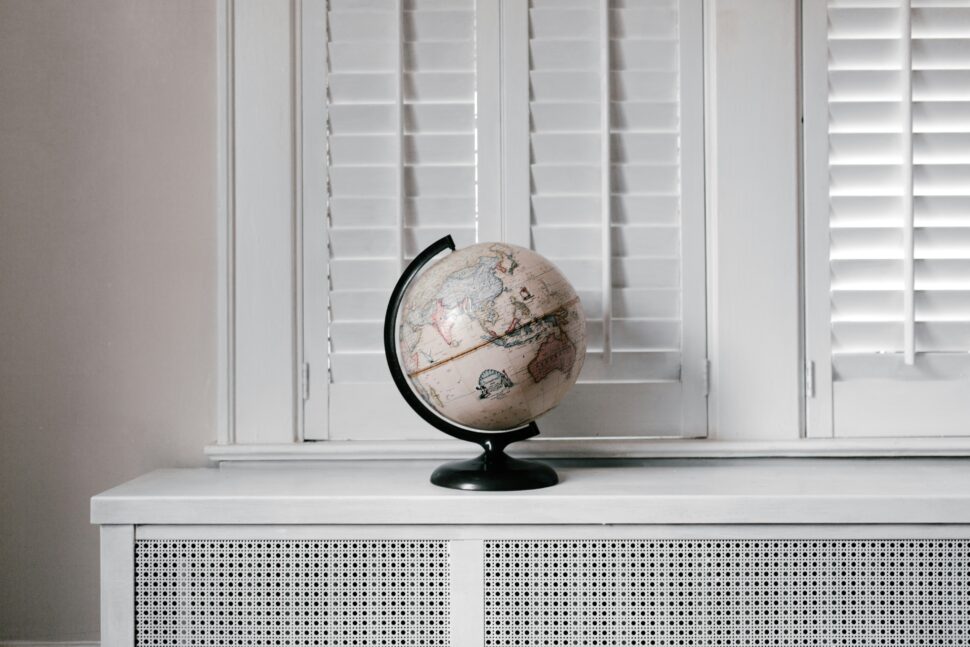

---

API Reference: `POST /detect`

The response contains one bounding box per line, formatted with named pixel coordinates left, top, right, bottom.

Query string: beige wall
left=0, top=1, right=216, bottom=641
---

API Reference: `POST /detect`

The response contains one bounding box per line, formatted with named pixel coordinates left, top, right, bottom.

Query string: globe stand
left=384, top=235, right=559, bottom=492
left=430, top=436, right=559, bottom=491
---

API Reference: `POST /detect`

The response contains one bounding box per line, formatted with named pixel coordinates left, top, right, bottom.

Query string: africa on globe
left=396, top=242, right=587, bottom=432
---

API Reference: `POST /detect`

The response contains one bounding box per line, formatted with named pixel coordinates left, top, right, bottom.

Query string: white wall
left=0, top=0, right=216, bottom=641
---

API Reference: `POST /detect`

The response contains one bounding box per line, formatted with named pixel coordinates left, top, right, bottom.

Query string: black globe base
left=430, top=443, right=558, bottom=491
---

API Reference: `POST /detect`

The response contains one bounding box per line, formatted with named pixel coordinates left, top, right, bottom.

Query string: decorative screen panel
left=135, top=540, right=450, bottom=647
left=484, top=539, right=970, bottom=646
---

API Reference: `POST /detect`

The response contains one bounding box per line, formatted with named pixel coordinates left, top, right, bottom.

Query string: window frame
left=209, top=0, right=970, bottom=461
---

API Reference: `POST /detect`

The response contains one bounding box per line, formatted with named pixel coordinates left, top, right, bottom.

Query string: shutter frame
left=805, top=0, right=970, bottom=438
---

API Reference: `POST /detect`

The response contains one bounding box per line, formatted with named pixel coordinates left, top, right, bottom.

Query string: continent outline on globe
left=397, top=242, right=587, bottom=432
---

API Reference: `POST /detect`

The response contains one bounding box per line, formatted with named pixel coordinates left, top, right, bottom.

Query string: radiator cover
left=134, top=538, right=970, bottom=646
left=484, top=539, right=970, bottom=646
left=134, top=539, right=451, bottom=647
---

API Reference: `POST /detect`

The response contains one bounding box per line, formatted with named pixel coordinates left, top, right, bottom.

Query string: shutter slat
left=403, top=73, right=475, bottom=102
left=328, top=11, right=397, bottom=41
left=529, top=8, right=599, bottom=38
left=833, top=259, right=970, bottom=290
left=330, top=197, right=397, bottom=228
left=915, top=134, right=970, bottom=162
left=833, top=321, right=970, bottom=352
left=328, top=43, right=397, bottom=71
left=531, top=72, right=600, bottom=101
left=913, top=38, right=970, bottom=68
left=404, top=42, right=475, bottom=70
left=610, top=8, right=678, bottom=38
left=553, top=257, right=680, bottom=291
left=329, top=73, right=397, bottom=102
left=532, top=194, right=680, bottom=226
left=586, top=319, right=681, bottom=352
left=404, top=104, right=475, bottom=133
left=404, top=166, right=476, bottom=196
left=833, top=289, right=970, bottom=320
left=913, top=7, right=970, bottom=35
left=404, top=197, right=477, bottom=225
left=331, top=289, right=392, bottom=321
left=829, top=8, right=903, bottom=38
left=612, top=101, right=679, bottom=131
left=914, top=70, right=970, bottom=99
left=403, top=10, right=474, bottom=41
left=577, top=288, right=681, bottom=319
left=832, top=227, right=970, bottom=259
left=829, top=70, right=905, bottom=101
left=531, top=224, right=680, bottom=259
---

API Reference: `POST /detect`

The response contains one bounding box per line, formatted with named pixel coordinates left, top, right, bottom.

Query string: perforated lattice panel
left=484, top=539, right=970, bottom=646
left=135, top=540, right=450, bottom=646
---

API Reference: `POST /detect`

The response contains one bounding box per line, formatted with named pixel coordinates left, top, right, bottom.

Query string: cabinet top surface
left=90, top=458, right=970, bottom=525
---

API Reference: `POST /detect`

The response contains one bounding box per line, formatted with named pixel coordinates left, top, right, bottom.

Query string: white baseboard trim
left=0, top=642, right=99, bottom=647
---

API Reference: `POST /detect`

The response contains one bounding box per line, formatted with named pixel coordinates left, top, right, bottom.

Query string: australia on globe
left=396, top=242, right=587, bottom=432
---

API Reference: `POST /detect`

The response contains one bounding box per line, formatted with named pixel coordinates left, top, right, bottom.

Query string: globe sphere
left=396, top=242, right=587, bottom=432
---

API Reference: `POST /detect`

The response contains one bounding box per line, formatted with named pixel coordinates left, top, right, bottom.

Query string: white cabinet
left=93, top=459, right=970, bottom=646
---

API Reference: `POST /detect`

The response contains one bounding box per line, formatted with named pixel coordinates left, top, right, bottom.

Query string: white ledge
left=204, top=437, right=970, bottom=462
left=92, top=458, right=970, bottom=526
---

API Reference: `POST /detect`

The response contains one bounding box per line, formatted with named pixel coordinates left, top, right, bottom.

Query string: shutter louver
left=813, top=0, right=970, bottom=436
left=327, top=0, right=477, bottom=387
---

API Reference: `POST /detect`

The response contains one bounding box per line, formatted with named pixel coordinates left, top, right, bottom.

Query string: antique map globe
left=396, top=242, right=587, bottom=432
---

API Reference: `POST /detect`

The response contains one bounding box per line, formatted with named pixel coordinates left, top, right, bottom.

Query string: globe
left=396, top=242, right=587, bottom=432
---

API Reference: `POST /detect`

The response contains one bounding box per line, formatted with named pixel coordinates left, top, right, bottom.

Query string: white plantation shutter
left=805, top=0, right=970, bottom=437
left=528, top=0, right=707, bottom=437
left=323, top=0, right=478, bottom=438
left=311, top=0, right=706, bottom=440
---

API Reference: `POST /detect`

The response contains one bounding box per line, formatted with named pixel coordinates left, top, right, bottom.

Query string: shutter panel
left=807, top=0, right=970, bottom=436
left=529, top=0, right=707, bottom=437
left=316, top=0, right=706, bottom=440
left=327, top=0, right=477, bottom=381
left=325, top=0, right=478, bottom=438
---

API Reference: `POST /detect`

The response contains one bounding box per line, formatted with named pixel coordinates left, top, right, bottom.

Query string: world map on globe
left=397, top=242, right=587, bottom=432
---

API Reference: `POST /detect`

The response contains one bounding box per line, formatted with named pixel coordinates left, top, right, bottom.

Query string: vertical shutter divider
left=902, top=0, right=916, bottom=365
left=396, top=0, right=406, bottom=272
left=599, top=0, right=613, bottom=363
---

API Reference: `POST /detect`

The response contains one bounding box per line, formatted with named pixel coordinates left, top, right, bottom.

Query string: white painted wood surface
left=706, top=0, right=801, bottom=441
left=100, top=525, right=134, bottom=647
left=206, top=436, right=970, bottom=461
left=133, top=523, right=970, bottom=541
left=92, top=459, right=970, bottom=526
left=231, top=0, right=297, bottom=445
left=448, top=540, right=484, bottom=647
